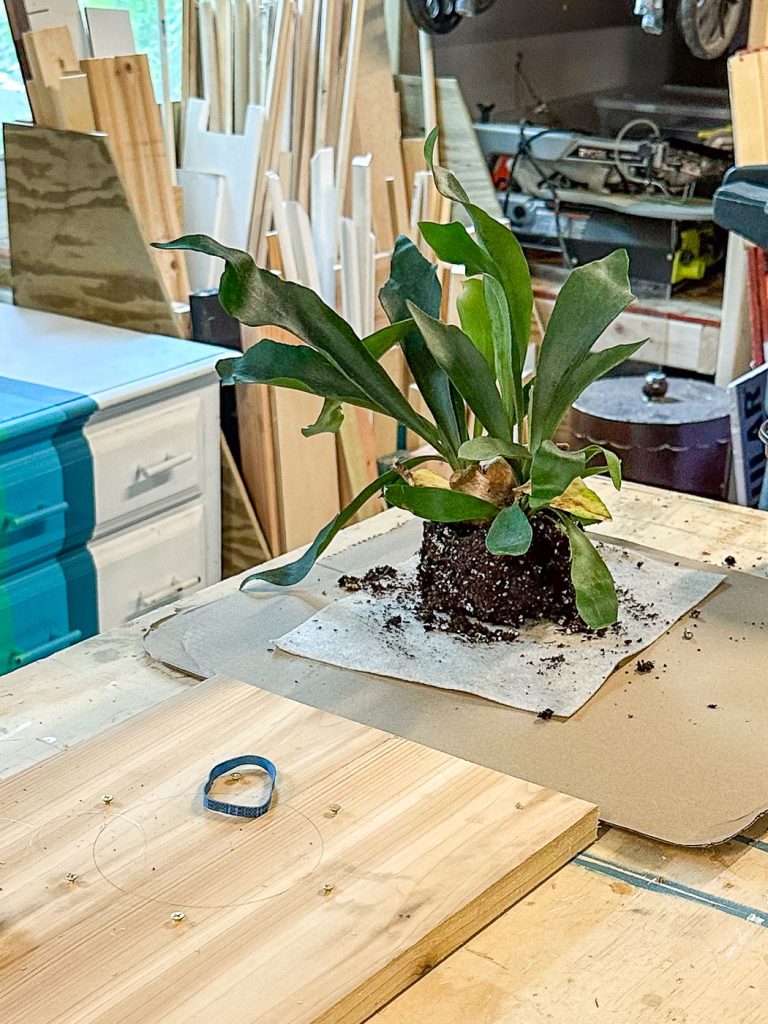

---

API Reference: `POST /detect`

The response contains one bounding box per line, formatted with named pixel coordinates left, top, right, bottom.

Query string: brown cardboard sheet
left=145, top=518, right=768, bottom=846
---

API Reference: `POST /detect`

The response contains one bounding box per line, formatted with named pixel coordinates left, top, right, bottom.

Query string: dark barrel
left=563, top=372, right=731, bottom=499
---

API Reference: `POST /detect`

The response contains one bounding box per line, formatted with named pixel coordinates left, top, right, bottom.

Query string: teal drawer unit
left=0, top=304, right=227, bottom=676
left=0, top=377, right=97, bottom=674
left=0, top=378, right=96, bottom=574
left=0, top=551, right=98, bottom=674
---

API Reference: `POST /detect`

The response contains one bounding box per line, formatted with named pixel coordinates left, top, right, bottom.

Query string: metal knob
left=643, top=370, right=668, bottom=400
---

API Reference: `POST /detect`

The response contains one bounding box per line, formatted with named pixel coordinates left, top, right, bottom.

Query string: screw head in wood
left=65, top=872, right=79, bottom=884
left=327, top=803, right=341, bottom=816
left=321, top=883, right=335, bottom=896
left=101, top=794, right=113, bottom=805
left=170, top=911, right=186, bottom=923
left=227, top=772, right=242, bottom=784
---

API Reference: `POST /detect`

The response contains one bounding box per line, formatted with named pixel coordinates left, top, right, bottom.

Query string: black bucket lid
left=571, top=371, right=729, bottom=426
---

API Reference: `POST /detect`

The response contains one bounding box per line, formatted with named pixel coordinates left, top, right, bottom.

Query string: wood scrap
left=198, top=0, right=223, bottom=131
left=182, top=97, right=265, bottom=253
left=220, top=432, right=272, bottom=574
left=335, top=0, right=365, bottom=224
left=418, top=28, right=437, bottom=155
left=398, top=74, right=500, bottom=221
left=25, top=0, right=89, bottom=59
left=84, top=7, right=136, bottom=57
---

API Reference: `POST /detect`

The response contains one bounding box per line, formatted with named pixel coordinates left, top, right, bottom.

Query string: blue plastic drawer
left=0, top=549, right=97, bottom=675
left=0, top=429, right=94, bottom=576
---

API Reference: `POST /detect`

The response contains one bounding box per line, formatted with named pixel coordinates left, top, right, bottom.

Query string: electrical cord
left=507, top=121, right=571, bottom=266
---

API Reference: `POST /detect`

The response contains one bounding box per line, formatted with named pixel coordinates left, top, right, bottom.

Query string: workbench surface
left=3, top=479, right=768, bottom=1022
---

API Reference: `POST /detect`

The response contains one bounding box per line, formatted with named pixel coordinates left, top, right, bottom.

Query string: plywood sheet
left=0, top=674, right=596, bottom=1024
left=145, top=516, right=768, bottom=846
left=4, top=123, right=184, bottom=336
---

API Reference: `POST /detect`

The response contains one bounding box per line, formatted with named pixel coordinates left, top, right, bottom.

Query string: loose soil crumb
left=338, top=565, right=399, bottom=595
left=636, top=659, right=655, bottom=674
left=537, top=708, right=554, bottom=720
left=724, top=555, right=737, bottom=567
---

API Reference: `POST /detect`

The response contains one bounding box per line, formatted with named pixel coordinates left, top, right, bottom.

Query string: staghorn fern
left=156, top=130, right=646, bottom=628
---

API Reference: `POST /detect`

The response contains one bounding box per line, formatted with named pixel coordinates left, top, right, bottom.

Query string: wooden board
left=4, top=123, right=184, bottom=337
left=84, top=7, right=136, bottom=56
left=0, top=674, right=596, bottom=1024
left=182, top=98, right=265, bottom=254
left=24, top=0, right=88, bottom=58
left=351, top=0, right=409, bottom=250
left=729, top=48, right=768, bottom=165
left=373, top=848, right=768, bottom=1023
left=238, top=325, right=341, bottom=555
left=81, top=53, right=189, bottom=303
left=220, top=431, right=272, bottom=575
left=177, top=167, right=225, bottom=291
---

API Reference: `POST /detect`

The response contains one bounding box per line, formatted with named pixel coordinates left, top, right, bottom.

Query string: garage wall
left=399, top=2, right=674, bottom=130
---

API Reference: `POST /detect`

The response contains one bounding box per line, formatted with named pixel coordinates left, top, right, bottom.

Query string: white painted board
left=182, top=97, right=265, bottom=252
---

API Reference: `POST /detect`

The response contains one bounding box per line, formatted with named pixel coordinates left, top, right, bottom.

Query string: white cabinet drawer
left=90, top=503, right=207, bottom=629
left=87, top=392, right=207, bottom=535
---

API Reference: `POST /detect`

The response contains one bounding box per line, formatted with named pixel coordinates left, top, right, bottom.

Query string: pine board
left=4, top=123, right=184, bottom=336
left=351, top=0, right=408, bottom=250
left=729, top=48, right=768, bottom=165
left=81, top=54, right=189, bottom=303
left=0, top=674, right=596, bottom=1024
left=373, top=853, right=768, bottom=1024
left=237, top=325, right=340, bottom=555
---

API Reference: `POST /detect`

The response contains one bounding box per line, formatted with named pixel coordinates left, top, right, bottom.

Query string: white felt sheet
left=275, top=543, right=724, bottom=718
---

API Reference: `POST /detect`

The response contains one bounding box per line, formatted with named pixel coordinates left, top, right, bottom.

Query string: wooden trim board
left=351, top=0, right=409, bottom=250
left=0, top=674, right=596, bottom=1024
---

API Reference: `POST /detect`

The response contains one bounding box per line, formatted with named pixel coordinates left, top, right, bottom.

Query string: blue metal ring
left=202, top=755, right=277, bottom=818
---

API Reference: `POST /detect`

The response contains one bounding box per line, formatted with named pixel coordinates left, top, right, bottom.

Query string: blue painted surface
left=0, top=376, right=98, bottom=674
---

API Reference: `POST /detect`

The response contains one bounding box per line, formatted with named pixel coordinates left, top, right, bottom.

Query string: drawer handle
left=3, top=501, right=69, bottom=532
left=12, top=629, right=82, bottom=667
left=137, top=452, right=194, bottom=480
left=137, top=575, right=201, bottom=610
